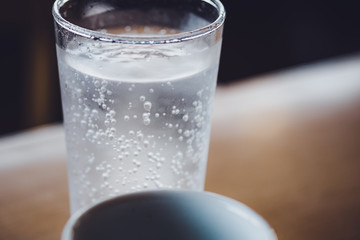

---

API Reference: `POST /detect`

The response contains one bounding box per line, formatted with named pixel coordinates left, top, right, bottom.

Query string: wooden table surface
left=1, top=55, right=360, bottom=240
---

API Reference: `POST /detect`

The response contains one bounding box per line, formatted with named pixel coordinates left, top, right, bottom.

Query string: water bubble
left=111, top=119, right=117, bottom=125
left=155, top=113, right=160, bottom=118
left=100, top=86, right=106, bottom=93
left=142, top=112, right=150, bottom=119
left=137, top=132, right=144, bottom=141
left=107, top=90, right=112, bottom=95
left=94, top=80, right=100, bottom=88
left=194, top=115, right=202, bottom=123
left=182, top=114, right=189, bottom=122
left=144, top=101, right=152, bottom=111
left=124, top=115, right=130, bottom=121
left=172, top=109, right=180, bottom=115
left=140, top=96, right=146, bottom=102
left=143, top=114, right=151, bottom=125
left=88, top=157, right=94, bottom=164
left=108, top=134, right=115, bottom=141
left=184, top=130, right=190, bottom=137
left=102, top=172, right=109, bottom=180
left=80, top=120, right=87, bottom=128
left=143, top=118, right=151, bottom=126
left=149, top=88, right=154, bottom=93
left=109, top=110, right=116, bottom=117
left=92, top=109, right=99, bottom=115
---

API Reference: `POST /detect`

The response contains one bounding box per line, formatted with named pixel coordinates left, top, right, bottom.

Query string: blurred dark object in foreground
left=1, top=0, right=360, bottom=135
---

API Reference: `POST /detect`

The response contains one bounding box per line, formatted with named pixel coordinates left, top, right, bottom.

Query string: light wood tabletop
left=1, top=55, right=360, bottom=240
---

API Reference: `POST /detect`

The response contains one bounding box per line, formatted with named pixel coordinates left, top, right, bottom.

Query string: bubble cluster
left=144, top=101, right=152, bottom=111
left=58, top=43, right=219, bottom=212
left=142, top=101, right=152, bottom=125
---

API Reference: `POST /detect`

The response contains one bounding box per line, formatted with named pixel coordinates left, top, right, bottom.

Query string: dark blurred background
left=1, top=0, right=360, bottom=136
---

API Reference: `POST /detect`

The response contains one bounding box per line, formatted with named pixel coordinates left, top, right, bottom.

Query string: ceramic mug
left=62, top=190, right=277, bottom=240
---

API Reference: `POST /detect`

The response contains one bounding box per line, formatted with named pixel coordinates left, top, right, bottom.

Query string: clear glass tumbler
left=53, top=0, right=225, bottom=213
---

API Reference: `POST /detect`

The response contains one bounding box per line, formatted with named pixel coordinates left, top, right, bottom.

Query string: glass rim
left=52, top=0, right=225, bottom=45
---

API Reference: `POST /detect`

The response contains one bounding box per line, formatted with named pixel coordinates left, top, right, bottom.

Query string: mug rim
left=62, top=190, right=277, bottom=240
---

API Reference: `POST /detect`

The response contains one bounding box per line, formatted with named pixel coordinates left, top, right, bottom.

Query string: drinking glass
left=53, top=0, right=225, bottom=213
left=62, top=191, right=277, bottom=240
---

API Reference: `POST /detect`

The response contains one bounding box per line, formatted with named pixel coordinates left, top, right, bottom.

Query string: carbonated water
left=57, top=27, right=221, bottom=212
